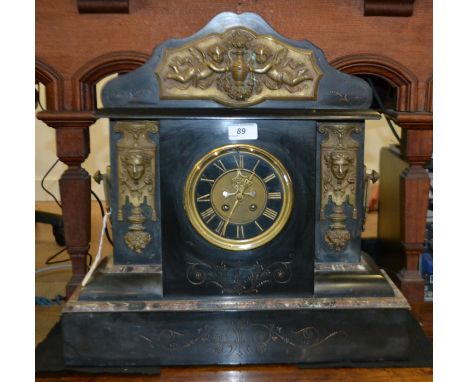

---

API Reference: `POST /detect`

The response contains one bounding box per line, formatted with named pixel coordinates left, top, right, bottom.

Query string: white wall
left=364, top=116, right=401, bottom=173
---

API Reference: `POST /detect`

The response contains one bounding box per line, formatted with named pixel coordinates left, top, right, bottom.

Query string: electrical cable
left=40, top=158, right=62, bottom=209
left=35, top=88, right=45, bottom=111
left=35, top=264, right=71, bottom=275
left=82, top=212, right=111, bottom=287
left=44, top=248, right=92, bottom=267
left=45, top=247, right=68, bottom=265
left=365, top=77, right=402, bottom=144
left=39, top=158, right=67, bottom=265
left=91, top=188, right=113, bottom=246
left=382, top=114, right=402, bottom=145
left=40, top=169, right=112, bottom=266
left=380, top=267, right=399, bottom=279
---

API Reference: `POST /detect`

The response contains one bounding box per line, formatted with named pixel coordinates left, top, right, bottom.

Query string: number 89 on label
left=228, top=123, right=258, bottom=140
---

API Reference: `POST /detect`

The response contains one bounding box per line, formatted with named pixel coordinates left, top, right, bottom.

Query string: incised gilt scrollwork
left=186, top=255, right=293, bottom=295
left=319, top=124, right=361, bottom=251
left=155, top=27, right=323, bottom=106
left=115, top=121, right=158, bottom=253
left=158, top=320, right=345, bottom=356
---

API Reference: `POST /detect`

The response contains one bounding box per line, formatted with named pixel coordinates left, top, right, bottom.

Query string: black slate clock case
left=62, top=12, right=413, bottom=366
left=160, top=119, right=317, bottom=296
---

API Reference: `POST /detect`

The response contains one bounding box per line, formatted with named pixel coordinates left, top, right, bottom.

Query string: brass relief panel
left=115, top=121, right=159, bottom=253
left=319, top=124, right=361, bottom=251
left=155, top=27, right=323, bottom=106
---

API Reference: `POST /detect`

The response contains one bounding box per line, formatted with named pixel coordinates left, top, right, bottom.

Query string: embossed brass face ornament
left=184, top=144, right=293, bottom=251
left=116, top=121, right=159, bottom=253
left=155, top=27, right=323, bottom=106
left=319, top=123, right=361, bottom=251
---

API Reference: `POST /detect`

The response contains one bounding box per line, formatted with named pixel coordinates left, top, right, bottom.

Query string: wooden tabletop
left=36, top=365, right=433, bottom=382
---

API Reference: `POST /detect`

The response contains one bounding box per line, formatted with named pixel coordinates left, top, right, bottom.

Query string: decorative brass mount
left=319, top=123, right=361, bottom=251
left=155, top=27, right=323, bottom=107
left=115, top=121, right=159, bottom=253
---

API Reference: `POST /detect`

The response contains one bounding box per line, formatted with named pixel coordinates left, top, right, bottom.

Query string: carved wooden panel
left=330, top=54, right=418, bottom=112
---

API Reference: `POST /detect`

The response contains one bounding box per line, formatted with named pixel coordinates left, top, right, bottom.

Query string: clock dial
left=184, top=144, right=293, bottom=251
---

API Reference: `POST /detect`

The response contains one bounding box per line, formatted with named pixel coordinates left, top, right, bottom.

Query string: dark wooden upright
left=36, top=111, right=96, bottom=296
left=394, top=112, right=432, bottom=303
left=36, top=0, right=432, bottom=305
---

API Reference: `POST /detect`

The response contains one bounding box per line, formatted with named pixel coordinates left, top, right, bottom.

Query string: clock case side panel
left=159, top=119, right=316, bottom=297
left=109, top=120, right=163, bottom=266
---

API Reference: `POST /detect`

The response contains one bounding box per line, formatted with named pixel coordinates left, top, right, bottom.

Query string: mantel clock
left=62, top=12, right=412, bottom=366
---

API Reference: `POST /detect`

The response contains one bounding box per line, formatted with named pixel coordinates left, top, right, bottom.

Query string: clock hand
left=223, top=168, right=258, bottom=199
left=221, top=198, right=239, bottom=236
left=249, top=160, right=260, bottom=181
left=239, top=165, right=259, bottom=197
left=222, top=190, right=237, bottom=198
left=223, top=189, right=256, bottom=198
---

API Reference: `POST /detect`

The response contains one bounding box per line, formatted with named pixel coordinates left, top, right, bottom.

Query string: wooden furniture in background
left=37, top=112, right=95, bottom=296
left=378, top=143, right=433, bottom=340
left=364, top=0, right=416, bottom=16
left=389, top=112, right=432, bottom=304
left=77, top=0, right=129, bottom=14
left=36, top=1, right=432, bottom=308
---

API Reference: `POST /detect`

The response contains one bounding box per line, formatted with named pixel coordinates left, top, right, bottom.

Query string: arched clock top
left=100, top=12, right=372, bottom=111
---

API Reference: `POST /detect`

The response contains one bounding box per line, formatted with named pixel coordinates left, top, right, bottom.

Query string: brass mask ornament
left=319, top=124, right=361, bottom=251
left=155, top=27, right=323, bottom=106
left=115, top=121, right=159, bottom=253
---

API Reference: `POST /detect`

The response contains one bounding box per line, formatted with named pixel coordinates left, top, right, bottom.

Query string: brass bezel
left=184, top=144, right=293, bottom=251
